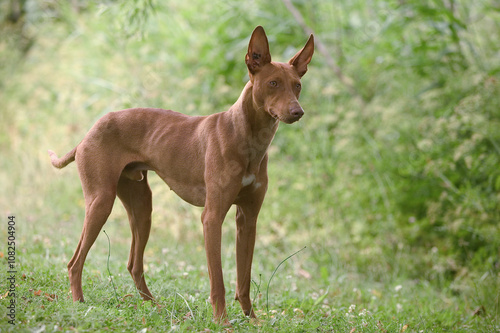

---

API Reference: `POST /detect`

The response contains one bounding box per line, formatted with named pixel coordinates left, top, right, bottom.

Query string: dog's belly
left=121, top=161, right=206, bottom=207
left=157, top=173, right=206, bottom=207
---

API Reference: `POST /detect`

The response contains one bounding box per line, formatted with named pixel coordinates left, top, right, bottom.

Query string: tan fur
left=49, top=26, right=314, bottom=323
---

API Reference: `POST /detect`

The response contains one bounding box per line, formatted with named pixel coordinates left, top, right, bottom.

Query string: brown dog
left=49, top=26, right=314, bottom=322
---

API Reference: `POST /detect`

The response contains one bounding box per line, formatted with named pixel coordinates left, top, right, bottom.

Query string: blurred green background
left=1, top=0, right=499, bottom=330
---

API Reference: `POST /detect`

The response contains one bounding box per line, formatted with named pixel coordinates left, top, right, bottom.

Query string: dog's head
left=245, top=26, right=314, bottom=124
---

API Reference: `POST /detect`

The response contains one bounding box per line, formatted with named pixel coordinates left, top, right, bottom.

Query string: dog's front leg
left=201, top=175, right=239, bottom=324
left=234, top=183, right=266, bottom=318
left=202, top=205, right=227, bottom=322
left=234, top=204, right=258, bottom=318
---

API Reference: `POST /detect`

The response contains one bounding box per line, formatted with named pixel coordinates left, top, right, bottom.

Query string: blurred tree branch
left=5, top=0, right=26, bottom=23
left=1, top=0, right=34, bottom=56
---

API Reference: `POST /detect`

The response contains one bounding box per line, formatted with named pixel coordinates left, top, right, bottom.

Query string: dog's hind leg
left=117, top=171, right=154, bottom=300
left=67, top=149, right=126, bottom=302
left=68, top=181, right=117, bottom=302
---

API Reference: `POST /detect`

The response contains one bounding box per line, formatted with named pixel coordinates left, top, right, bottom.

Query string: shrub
left=396, top=76, right=500, bottom=274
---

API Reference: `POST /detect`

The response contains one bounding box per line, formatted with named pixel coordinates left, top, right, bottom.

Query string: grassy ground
left=1, top=0, right=499, bottom=332
left=4, top=207, right=497, bottom=332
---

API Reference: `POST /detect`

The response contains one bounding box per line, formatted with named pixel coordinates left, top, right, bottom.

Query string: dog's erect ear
left=246, top=26, right=272, bottom=75
left=288, top=34, right=314, bottom=77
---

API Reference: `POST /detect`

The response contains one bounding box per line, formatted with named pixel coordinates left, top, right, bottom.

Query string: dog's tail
left=48, top=146, right=77, bottom=169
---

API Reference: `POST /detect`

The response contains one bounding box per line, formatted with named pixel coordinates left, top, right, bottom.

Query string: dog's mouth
left=267, top=108, right=280, bottom=121
left=267, top=108, right=302, bottom=124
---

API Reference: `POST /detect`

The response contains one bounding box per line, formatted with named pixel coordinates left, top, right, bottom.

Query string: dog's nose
left=290, top=107, right=304, bottom=118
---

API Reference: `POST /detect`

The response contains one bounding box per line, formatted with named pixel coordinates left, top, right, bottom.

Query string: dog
left=49, top=25, right=314, bottom=322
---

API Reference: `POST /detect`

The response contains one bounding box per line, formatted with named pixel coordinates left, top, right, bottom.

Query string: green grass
left=4, top=226, right=498, bottom=332
left=2, top=234, right=497, bottom=332
left=1, top=0, right=499, bottom=331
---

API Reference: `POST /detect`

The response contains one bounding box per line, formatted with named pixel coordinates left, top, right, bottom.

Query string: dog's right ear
left=246, top=26, right=272, bottom=75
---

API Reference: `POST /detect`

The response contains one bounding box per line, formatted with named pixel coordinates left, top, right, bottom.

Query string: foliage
left=1, top=0, right=499, bottom=331
left=394, top=77, right=500, bottom=276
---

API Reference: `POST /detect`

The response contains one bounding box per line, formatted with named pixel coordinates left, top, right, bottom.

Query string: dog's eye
left=269, top=81, right=278, bottom=87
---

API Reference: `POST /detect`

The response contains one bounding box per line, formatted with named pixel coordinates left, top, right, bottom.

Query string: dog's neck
left=230, top=81, right=279, bottom=144
left=225, top=81, right=279, bottom=173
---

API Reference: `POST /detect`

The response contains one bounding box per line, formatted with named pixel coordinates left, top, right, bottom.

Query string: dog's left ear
left=288, top=34, right=314, bottom=77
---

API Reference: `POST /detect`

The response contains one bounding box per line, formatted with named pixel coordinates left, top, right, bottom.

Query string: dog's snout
left=290, top=107, right=304, bottom=118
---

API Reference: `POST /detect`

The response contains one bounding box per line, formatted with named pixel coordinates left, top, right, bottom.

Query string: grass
left=3, top=232, right=495, bottom=332
left=1, top=183, right=497, bottom=331
left=1, top=0, right=499, bottom=331
left=3, top=237, right=497, bottom=332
